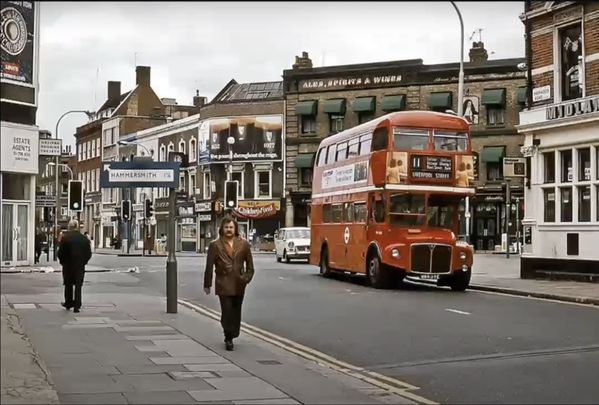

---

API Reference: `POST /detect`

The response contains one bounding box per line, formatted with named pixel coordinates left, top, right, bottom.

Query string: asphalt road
left=89, top=254, right=599, bottom=404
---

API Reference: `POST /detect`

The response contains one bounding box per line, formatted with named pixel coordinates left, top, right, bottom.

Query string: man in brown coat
left=204, top=216, right=255, bottom=351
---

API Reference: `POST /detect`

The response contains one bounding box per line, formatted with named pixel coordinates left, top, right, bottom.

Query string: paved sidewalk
left=1, top=257, right=113, bottom=274
left=471, top=254, right=599, bottom=305
left=93, top=248, right=274, bottom=257
left=1, top=288, right=416, bottom=405
left=1, top=306, right=60, bottom=404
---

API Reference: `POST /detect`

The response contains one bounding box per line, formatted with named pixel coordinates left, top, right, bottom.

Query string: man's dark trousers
left=218, top=295, right=244, bottom=341
left=64, top=282, right=82, bottom=310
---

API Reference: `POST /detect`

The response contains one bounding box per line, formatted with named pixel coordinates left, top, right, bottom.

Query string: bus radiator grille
left=411, top=244, right=453, bottom=274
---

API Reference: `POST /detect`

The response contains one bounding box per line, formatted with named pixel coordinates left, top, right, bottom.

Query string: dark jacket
left=204, top=237, right=255, bottom=296
left=57, top=231, right=92, bottom=285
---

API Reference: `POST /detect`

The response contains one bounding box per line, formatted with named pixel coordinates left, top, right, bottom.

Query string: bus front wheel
left=450, top=268, right=471, bottom=292
left=366, top=253, right=390, bottom=289
left=320, top=246, right=332, bottom=278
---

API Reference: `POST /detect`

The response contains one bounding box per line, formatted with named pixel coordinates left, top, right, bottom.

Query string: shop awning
left=323, top=99, right=347, bottom=114
left=294, top=153, right=315, bottom=169
left=295, top=100, right=318, bottom=116
left=481, top=88, right=506, bottom=107
left=352, top=97, right=376, bottom=113
left=517, top=86, right=527, bottom=105
left=480, top=146, right=506, bottom=163
left=427, top=92, right=453, bottom=110
left=381, top=95, right=406, bottom=112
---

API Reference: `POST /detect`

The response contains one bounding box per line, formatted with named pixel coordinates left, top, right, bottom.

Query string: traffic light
left=144, top=199, right=154, bottom=218
left=121, top=200, right=132, bottom=221
left=68, top=180, right=84, bottom=212
left=224, top=181, right=239, bottom=209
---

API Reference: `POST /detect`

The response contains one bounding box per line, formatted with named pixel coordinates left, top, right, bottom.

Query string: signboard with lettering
left=233, top=201, right=281, bottom=219
left=322, top=161, right=369, bottom=190
left=100, top=161, right=180, bottom=189
left=0, top=123, right=38, bottom=174
left=1, top=1, right=38, bottom=88
left=35, top=194, right=55, bottom=207
left=39, top=138, right=62, bottom=156
left=546, top=97, right=599, bottom=120
left=503, top=157, right=527, bottom=178
left=194, top=202, right=211, bottom=212
left=532, top=85, right=551, bottom=102
left=410, top=155, right=453, bottom=180
left=299, top=74, right=402, bottom=92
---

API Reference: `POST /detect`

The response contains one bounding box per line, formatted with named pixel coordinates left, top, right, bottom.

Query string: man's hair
left=219, top=216, right=239, bottom=237
left=68, top=219, right=79, bottom=232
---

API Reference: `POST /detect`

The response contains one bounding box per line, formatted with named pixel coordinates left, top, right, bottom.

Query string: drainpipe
left=524, top=1, right=533, bottom=110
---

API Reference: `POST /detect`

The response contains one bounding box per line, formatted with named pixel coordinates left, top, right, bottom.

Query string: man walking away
left=58, top=220, right=92, bottom=313
left=204, top=217, right=255, bottom=351
left=34, top=229, right=43, bottom=264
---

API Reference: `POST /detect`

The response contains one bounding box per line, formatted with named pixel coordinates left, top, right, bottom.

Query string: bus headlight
left=460, top=252, right=467, bottom=260
left=391, top=249, right=400, bottom=258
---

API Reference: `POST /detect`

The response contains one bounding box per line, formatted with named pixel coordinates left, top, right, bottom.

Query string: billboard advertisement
left=1, top=1, right=38, bottom=88
left=205, top=114, right=283, bottom=163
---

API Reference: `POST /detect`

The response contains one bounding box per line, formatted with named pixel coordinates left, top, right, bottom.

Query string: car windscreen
left=286, top=230, right=310, bottom=239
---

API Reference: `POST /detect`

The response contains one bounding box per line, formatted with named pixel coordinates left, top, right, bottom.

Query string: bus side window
left=323, top=204, right=332, bottom=223
left=326, top=145, right=336, bottom=165
left=348, top=139, right=359, bottom=158
left=359, top=134, right=372, bottom=156
left=354, top=202, right=367, bottom=223
left=374, top=200, right=386, bottom=223
left=372, top=127, right=389, bottom=151
left=336, top=142, right=348, bottom=162
left=317, top=148, right=327, bottom=167
left=332, top=204, right=343, bottom=223
left=343, top=202, right=354, bottom=222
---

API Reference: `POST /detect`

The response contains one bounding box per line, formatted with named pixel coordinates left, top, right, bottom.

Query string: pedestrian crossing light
left=68, top=180, right=84, bottom=212
left=144, top=199, right=154, bottom=218
left=224, top=180, right=238, bottom=209
left=121, top=200, right=132, bottom=221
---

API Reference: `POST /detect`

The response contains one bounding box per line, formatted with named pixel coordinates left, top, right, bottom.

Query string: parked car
left=274, top=227, right=310, bottom=263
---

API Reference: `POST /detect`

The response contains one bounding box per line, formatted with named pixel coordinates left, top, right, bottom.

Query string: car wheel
left=283, top=249, right=291, bottom=264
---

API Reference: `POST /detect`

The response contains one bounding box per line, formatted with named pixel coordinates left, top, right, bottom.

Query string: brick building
left=194, top=80, right=285, bottom=252
left=518, top=1, right=599, bottom=280
left=283, top=49, right=526, bottom=251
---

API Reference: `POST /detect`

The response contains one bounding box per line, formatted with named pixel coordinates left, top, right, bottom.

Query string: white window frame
left=189, top=173, right=196, bottom=196
left=96, top=168, right=100, bottom=192
left=61, top=207, right=68, bottom=217
left=159, top=145, right=166, bottom=162
left=189, top=137, right=197, bottom=162
left=254, top=170, right=272, bottom=199
left=179, top=139, right=186, bottom=154
left=553, top=16, right=586, bottom=104
left=91, top=139, right=96, bottom=158
left=230, top=171, right=245, bottom=200
left=91, top=169, right=96, bottom=192
left=96, top=137, right=101, bottom=157
left=203, top=172, right=211, bottom=200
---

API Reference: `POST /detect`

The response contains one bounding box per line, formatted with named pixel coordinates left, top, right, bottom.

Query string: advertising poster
left=1, top=1, right=36, bottom=86
left=207, top=115, right=283, bottom=162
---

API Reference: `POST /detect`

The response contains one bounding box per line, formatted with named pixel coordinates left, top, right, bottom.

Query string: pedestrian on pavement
left=204, top=216, right=255, bottom=351
left=57, top=219, right=92, bottom=313
left=34, top=229, right=43, bottom=264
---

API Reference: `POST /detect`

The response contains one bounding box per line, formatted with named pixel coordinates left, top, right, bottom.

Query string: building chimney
left=107, top=81, right=121, bottom=100
left=469, top=41, right=489, bottom=63
left=136, top=66, right=151, bottom=87
left=292, top=51, right=313, bottom=70
left=193, top=90, right=207, bottom=108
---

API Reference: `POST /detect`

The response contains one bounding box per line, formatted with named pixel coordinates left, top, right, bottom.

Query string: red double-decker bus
left=309, top=111, right=475, bottom=291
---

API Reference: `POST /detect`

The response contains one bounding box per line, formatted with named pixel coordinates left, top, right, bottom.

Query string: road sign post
left=100, top=160, right=180, bottom=314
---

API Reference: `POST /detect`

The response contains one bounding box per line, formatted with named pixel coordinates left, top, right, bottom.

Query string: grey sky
left=37, top=1, right=525, bottom=147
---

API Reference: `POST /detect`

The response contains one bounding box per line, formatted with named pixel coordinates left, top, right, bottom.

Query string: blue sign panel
left=100, top=161, right=180, bottom=189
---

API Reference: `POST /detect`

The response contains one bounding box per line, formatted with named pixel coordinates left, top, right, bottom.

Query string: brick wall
left=199, top=100, right=283, bottom=119
left=120, top=117, right=166, bottom=138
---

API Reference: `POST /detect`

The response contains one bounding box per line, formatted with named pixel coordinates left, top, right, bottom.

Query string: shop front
left=1, top=122, right=39, bottom=267
left=177, top=202, right=196, bottom=252
left=289, top=193, right=311, bottom=227
left=232, top=200, right=283, bottom=251
left=195, top=201, right=214, bottom=253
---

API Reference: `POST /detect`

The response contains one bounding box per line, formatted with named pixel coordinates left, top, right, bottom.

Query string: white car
left=274, top=227, right=310, bottom=263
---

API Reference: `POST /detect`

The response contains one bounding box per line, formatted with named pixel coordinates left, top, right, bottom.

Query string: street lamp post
left=53, top=110, right=94, bottom=261
left=48, top=162, right=74, bottom=180
left=225, top=136, right=235, bottom=217
left=449, top=1, right=470, bottom=246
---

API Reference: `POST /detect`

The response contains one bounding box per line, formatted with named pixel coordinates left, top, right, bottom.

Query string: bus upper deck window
left=372, top=127, right=388, bottom=151
left=317, top=148, right=327, bottom=166
left=433, top=130, right=468, bottom=152
left=359, top=134, right=372, bottom=155
left=393, top=128, right=429, bottom=150
left=326, top=145, right=336, bottom=164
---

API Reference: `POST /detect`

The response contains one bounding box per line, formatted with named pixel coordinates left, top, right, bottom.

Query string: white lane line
left=446, top=308, right=471, bottom=315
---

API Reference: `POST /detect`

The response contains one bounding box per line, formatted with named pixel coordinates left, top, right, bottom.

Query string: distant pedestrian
left=57, top=220, right=92, bottom=313
left=204, top=216, right=255, bottom=351
left=34, top=229, right=43, bottom=264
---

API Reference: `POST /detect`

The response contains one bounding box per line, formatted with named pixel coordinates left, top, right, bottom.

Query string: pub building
left=283, top=47, right=527, bottom=252
left=195, top=80, right=286, bottom=251
left=517, top=1, right=599, bottom=281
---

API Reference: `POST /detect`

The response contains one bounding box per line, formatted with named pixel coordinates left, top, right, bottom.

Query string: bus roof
left=319, top=111, right=469, bottom=149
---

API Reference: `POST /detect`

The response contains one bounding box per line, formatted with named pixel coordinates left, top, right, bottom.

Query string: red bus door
left=367, top=191, right=386, bottom=262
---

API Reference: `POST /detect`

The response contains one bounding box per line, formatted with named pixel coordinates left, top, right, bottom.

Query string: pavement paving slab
left=1, top=285, right=415, bottom=405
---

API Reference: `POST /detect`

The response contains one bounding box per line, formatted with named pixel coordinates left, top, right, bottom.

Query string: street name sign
left=35, top=194, right=56, bottom=207
left=100, top=161, right=180, bottom=189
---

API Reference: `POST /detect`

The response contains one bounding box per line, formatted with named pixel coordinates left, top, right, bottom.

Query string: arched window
left=159, top=145, right=166, bottom=162
left=179, top=139, right=186, bottom=154
left=189, top=138, right=197, bottom=162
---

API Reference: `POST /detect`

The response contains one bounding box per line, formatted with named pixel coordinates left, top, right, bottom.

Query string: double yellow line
left=178, top=299, right=439, bottom=405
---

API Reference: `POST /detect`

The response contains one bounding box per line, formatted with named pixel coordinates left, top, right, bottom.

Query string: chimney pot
left=136, top=66, right=151, bottom=87
left=107, top=81, right=121, bottom=100
left=469, top=41, right=489, bottom=63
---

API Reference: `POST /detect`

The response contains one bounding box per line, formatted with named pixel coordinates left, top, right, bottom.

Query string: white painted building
left=518, top=96, right=599, bottom=278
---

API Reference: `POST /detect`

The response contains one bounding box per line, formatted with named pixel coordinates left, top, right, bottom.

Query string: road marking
left=472, top=289, right=599, bottom=309
left=178, top=299, right=438, bottom=405
left=445, top=309, right=470, bottom=315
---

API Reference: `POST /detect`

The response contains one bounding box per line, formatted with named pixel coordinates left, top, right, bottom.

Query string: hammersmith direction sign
left=100, top=161, right=180, bottom=189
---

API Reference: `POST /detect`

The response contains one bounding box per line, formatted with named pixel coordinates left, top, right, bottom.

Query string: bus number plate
left=420, top=274, right=439, bottom=280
